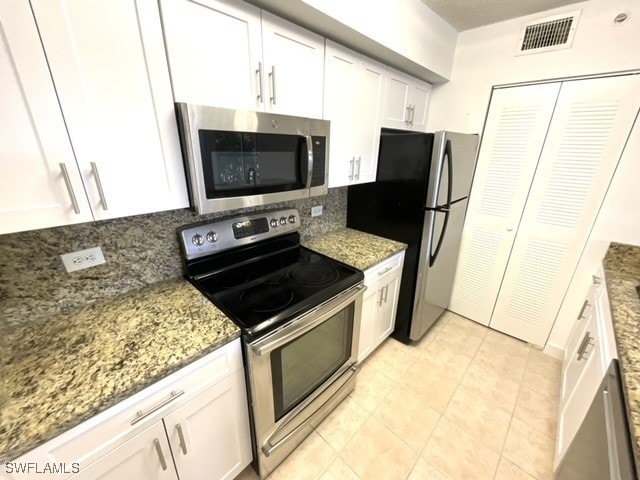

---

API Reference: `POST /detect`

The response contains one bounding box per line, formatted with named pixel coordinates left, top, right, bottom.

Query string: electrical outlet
left=311, top=205, right=324, bottom=217
left=61, top=246, right=106, bottom=273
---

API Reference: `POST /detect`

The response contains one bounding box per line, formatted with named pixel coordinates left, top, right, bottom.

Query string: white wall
left=427, top=0, right=640, bottom=133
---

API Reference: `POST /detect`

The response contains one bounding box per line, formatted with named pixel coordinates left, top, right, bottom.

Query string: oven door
left=244, top=283, right=364, bottom=478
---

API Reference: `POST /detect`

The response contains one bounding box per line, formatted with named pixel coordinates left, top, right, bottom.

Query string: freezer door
left=411, top=199, right=469, bottom=341
left=427, top=132, right=479, bottom=208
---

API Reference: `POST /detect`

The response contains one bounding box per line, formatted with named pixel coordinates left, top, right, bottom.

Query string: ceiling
left=420, top=0, right=585, bottom=31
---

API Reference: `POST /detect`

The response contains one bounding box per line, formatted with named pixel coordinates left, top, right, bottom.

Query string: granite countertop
left=603, top=242, right=640, bottom=475
left=302, top=227, right=407, bottom=271
left=0, top=278, right=239, bottom=462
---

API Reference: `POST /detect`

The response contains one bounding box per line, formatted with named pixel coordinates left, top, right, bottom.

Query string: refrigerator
left=347, top=129, right=479, bottom=343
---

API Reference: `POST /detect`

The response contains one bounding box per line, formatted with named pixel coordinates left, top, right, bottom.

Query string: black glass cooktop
left=185, top=234, right=363, bottom=338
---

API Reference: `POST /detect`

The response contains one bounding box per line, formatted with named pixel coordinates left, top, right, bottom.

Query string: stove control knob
left=192, top=233, right=204, bottom=246
left=279, top=216, right=287, bottom=226
left=206, top=231, right=218, bottom=243
left=288, top=215, right=296, bottom=224
left=270, top=218, right=278, bottom=228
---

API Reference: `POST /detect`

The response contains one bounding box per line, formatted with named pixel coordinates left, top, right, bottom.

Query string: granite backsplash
left=0, top=188, right=347, bottom=326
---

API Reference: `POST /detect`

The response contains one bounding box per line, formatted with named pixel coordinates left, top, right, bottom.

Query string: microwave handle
left=305, top=135, right=314, bottom=188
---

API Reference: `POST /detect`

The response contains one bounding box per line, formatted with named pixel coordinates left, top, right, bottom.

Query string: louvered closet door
left=449, top=83, right=561, bottom=325
left=490, top=74, right=640, bottom=346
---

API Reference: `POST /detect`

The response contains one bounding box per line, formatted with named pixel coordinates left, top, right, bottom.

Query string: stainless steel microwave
left=176, top=103, right=329, bottom=214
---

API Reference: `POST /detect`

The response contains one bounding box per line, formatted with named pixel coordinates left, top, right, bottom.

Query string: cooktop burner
left=180, top=209, right=364, bottom=339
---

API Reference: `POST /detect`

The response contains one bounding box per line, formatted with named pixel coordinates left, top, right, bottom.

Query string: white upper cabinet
left=160, top=1, right=324, bottom=119
left=382, top=68, right=432, bottom=132
left=0, top=1, right=93, bottom=235
left=324, top=41, right=385, bottom=187
left=159, top=0, right=263, bottom=110
left=261, top=11, right=324, bottom=118
left=30, top=0, right=189, bottom=221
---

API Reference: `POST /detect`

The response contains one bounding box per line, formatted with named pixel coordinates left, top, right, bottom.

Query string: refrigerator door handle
left=443, top=139, right=453, bottom=209
left=429, top=209, right=450, bottom=267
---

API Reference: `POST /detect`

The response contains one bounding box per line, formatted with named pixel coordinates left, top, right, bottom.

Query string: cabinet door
left=407, top=80, right=431, bottom=132
left=0, top=1, right=93, bottom=235
left=490, top=75, right=640, bottom=346
left=324, top=41, right=359, bottom=188
left=376, top=270, right=401, bottom=345
left=382, top=69, right=412, bottom=129
left=357, top=283, right=380, bottom=363
left=261, top=11, right=324, bottom=118
left=30, top=0, right=188, bottom=221
left=352, top=57, right=386, bottom=184
left=70, top=422, right=178, bottom=480
left=159, top=0, right=263, bottom=110
left=163, top=370, right=252, bottom=480
left=449, top=83, right=561, bottom=325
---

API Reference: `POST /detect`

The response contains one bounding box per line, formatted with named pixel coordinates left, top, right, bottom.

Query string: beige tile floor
left=236, top=311, right=561, bottom=480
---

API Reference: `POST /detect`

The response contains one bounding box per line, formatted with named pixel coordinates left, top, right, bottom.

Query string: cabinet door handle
left=577, top=300, right=590, bottom=320
left=256, top=62, right=264, bottom=103
left=592, top=275, right=602, bottom=285
left=378, top=288, right=385, bottom=306
left=409, top=105, right=416, bottom=125
left=348, top=157, right=355, bottom=180
left=383, top=285, right=389, bottom=303
left=576, top=331, right=593, bottom=361
left=130, top=390, right=185, bottom=425
left=404, top=105, right=411, bottom=124
left=59, top=163, right=81, bottom=214
left=153, top=438, right=168, bottom=471
left=90, top=162, right=108, bottom=211
left=355, top=157, right=361, bottom=180
left=269, top=65, right=277, bottom=105
left=176, top=423, right=188, bottom=455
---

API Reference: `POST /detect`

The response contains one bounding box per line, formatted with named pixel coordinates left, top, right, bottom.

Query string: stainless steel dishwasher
left=555, top=360, right=636, bottom=479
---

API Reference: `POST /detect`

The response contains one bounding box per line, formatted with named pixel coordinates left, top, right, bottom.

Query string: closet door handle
left=176, top=423, right=188, bottom=455
left=90, top=162, right=108, bottom=211
left=256, top=62, right=264, bottom=103
left=59, top=163, right=81, bottom=214
left=153, top=438, right=168, bottom=471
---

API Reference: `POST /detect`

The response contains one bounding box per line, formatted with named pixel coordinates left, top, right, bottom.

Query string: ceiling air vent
left=516, top=10, right=581, bottom=56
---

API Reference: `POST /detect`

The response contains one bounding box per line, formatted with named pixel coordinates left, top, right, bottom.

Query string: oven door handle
left=250, top=283, right=365, bottom=356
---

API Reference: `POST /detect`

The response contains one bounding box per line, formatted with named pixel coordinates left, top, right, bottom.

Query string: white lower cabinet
left=357, top=251, right=404, bottom=362
left=10, top=340, right=251, bottom=480
left=555, top=268, right=615, bottom=467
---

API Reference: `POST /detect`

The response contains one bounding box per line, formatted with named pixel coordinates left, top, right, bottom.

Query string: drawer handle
left=176, top=423, right=188, bottom=455
left=577, top=300, right=590, bottom=320
left=576, top=331, right=593, bottom=361
left=131, top=390, right=185, bottom=425
left=154, top=438, right=168, bottom=471
left=377, top=266, right=394, bottom=277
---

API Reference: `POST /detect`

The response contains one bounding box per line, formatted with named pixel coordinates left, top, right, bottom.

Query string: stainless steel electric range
left=179, top=208, right=364, bottom=478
